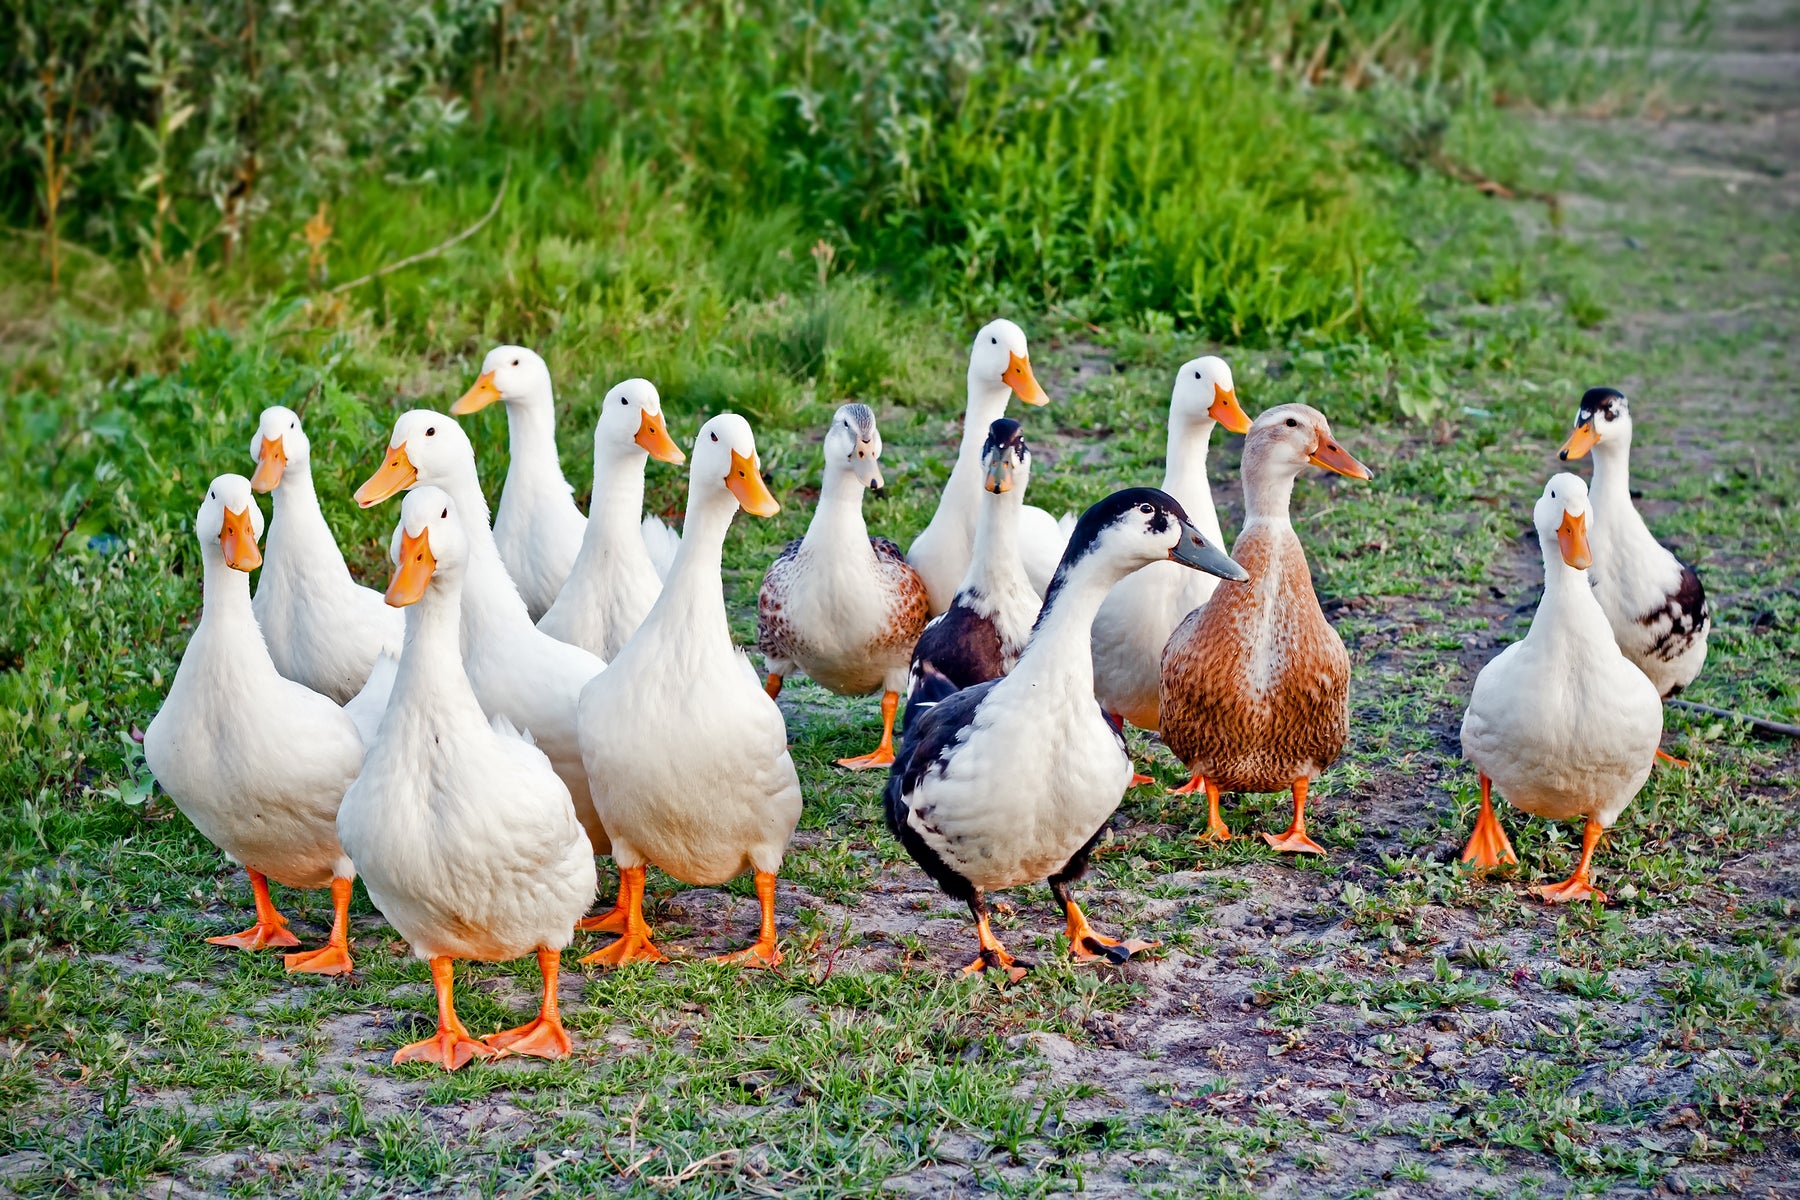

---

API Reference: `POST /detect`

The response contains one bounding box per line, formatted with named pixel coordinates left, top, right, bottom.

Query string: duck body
left=453, top=346, right=588, bottom=621
left=1459, top=474, right=1662, bottom=902
left=249, top=407, right=402, bottom=703
left=905, top=419, right=1040, bottom=709
left=1160, top=403, right=1372, bottom=852
left=538, top=378, right=687, bottom=662
left=578, top=414, right=799, bottom=966
left=888, top=488, right=1246, bottom=975
left=908, top=319, right=1069, bottom=611
left=1560, top=388, right=1708, bottom=699
left=1091, top=358, right=1250, bottom=731
left=145, top=474, right=363, bottom=973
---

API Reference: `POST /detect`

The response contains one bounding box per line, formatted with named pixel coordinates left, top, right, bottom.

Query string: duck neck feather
left=1163, top=418, right=1225, bottom=547
left=941, top=382, right=1014, bottom=524
left=650, top=486, right=738, bottom=640
left=391, top=568, right=486, bottom=725
left=435, top=471, right=534, bottom=628
left=1589, top=437, right=1633, bottom=513
left=1011, top=555, right=1118, bottom=693
left=265, top=459, right=354, bottom=583
left=589, top=444, right=650, bottom=544
left=198, top=544, right=260, bottom=638
left=1240, top=442, right=1297, bottom=529
left=962, top=488, right=1028, bottom=596
left=802, top=465, right=870, bottom=554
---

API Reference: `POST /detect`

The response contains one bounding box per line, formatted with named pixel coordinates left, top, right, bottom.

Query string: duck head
left=1171, top=356, right=1251, bottom=435
left=384, top=486, right=471, bottom=606
left=199, top=473, right=265, bottom=572
left=1537, top=473, right=1593, bottom=571
left=354, top=411, right=476, bottom=507
left=968, top=319, right=1048, bottom=406
left=1247, top=403, right=1373, bottom=481
left=1559, top=387, right=1630, bottom=461
left=1048, top=487, right=1246, bottom=597
left=598, top=377, right=684, bottom=465
left=823, top=403, right=884, bottom=491
left=249, top=406, right=311, bottom=493
left=980, top=418, right=1032, bottom=496
left=692, top=413, right=779, bottom=518
left=452, top=345, right=554, bottom=416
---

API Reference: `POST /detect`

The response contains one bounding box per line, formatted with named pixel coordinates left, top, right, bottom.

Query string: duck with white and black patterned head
left=900, top=418, right=1042, bottom=733
left=884, top=488, right=1246, bottom=979
left=1559, top=387, right=1708, bottom=765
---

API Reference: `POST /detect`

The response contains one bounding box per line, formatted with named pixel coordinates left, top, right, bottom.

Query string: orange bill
left=355, top=443, right=418, bottom=508
left=635, top=410, right=685, bottom=464
left=1308, top=437, right=1373, bottom=480
left=386, top=528, right=437, bottom=606
left=1559, top=421, right=1598, bottom=461
left=250, top=436, right=287, bottom=493
left=451, top=370, right=501, bottom=415
left=219, top=505, right=263, bottom=571
left=1209, top=383, right=1252, bottom=435
left=726, top=449, right=780, bottom=517
left=1558, top=510, right=1592, bottom=570
left=1002, top=351, right=1049, bottom=406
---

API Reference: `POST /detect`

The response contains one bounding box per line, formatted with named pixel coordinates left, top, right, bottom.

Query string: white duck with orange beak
left=577, top=414, right=803, bottom=968
left=248, top=406, right=402, bottom=703
left=1460, top=473, right=1663, bottom=902
left=907, top=320, right=1073, bottom=611
left=145, top=474, right=365, bottom=976
left=338, top=487, right=596, bottom=1069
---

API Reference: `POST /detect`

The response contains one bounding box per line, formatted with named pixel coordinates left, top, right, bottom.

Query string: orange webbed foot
left=1460, top=778, right=1518, bottom=869
left=1197, top=816, right=1233, bottom=844
left=710, top=939, right=783, bottom=969
left=1263, top=828, right=1327, bottom=855
left=1129, top=773, right=1155, bottom=788
left=1168, top=776, right=1205, bottom=796
left=1068, top=931, right=1159, bottom=964
left=580, top=931, right=669, bottom=967
left=392, top=1027, right=495, bottom=1071
left=574, top=902, right=629, bottom=935
left=484, top=1015, right=573, bottom=1061
left=1533, top=876, right=1607, bottom=904
left=283, top=942, right=353, bottom=976
left=1654, top=747, right=1690, bottom=768
left=960, top=947, right=1027, bottom=983
left=835, top=747, right=895, bottom=771
left=209, top=919, right=301, bottom=951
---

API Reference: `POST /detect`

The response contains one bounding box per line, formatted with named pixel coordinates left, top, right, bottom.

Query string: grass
left=2, top=0, right=1797, bottom=1195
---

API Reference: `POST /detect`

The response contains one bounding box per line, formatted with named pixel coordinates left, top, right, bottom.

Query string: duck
left=1159, top=404, right=1372, bottom=854
left=886, top=488, right=1245, bottom=978
left=353, top=412, right=620, bottom=932
left=1459, top=473, right=1663, bottom=902
left=249, top=406, right=403, bottom=702
left=337, top=487, right=596, bottom=1068
left=144, top=474, right=364, bottom=976
left=757, top=404, right=932, bottom=769
left=907, top=319, right=1071, bottom=610
left=1559, top=387, right=1708, bottom=762
left=1091, top=357, right=1251, bottom=737
left=450, top=345, right=588, bottom=621
left=902, top=419, right=1041, bottom=721
left=538, top=378, right=688, bottom=661
left=577, top=414, right=801, bottom=967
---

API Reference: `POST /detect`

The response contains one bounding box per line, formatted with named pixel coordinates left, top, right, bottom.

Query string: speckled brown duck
left=1159, top=403, right=1372, bottom=854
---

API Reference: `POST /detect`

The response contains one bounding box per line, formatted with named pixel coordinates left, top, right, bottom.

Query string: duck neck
left=197, top=547, right=260, bottom=638
left=801, top=466, right=870, bottom=555
left=266, top=458, right=352, bottom=580
left=502, top=394, right=570, bottom=499
left=436, top=471, right=531, bottom=625
left=943, top=381, right=1014, bottom=519
left=391, top=568, right=483, bottom=719
left=590, top=445, right=651, bottom=545
left=1163, top=418, right=1224, bottom=548
left=656, top=487, right=738, bottom=638
left=1010, top=557, right=1116, bottom=694
left=1588, top=438, right=1633, bottom=514
left=1536, top=540, right=1607, bottom=638
left=962, top=489, right=1027, bottom=595
left=1241, top=445, right=1297, bottom=532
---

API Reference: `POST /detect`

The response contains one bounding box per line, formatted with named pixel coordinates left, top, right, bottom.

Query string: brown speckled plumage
left=1160, top=521, right=1350, bottom=795
left=757, top=536, right=930, bottom=695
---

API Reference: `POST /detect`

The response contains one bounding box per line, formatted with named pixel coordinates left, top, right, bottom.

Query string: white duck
left=145, top=474, right=364, bottom=975
left=1560, top=388, right=1708, bottom=760
left=886, top=488, right=1245, bottom=978
left=249, top=406, right=403, bottom=702
left=538, top=378, right=687, bottom=661
left=1090, top=357, right=1251, bottom=738
left=338, top=488, right=596, bottom=1068
left=908, top=319, right=1071, bottom=611
left=757, top=404, right=931, bottom=769
left=1460, top=473, right=1663, bottom=902
left=353, top=412, right=621, bottom=932
left=450, top=345, right=588, bottom=620
left=577, top=414, right=801, bottom=967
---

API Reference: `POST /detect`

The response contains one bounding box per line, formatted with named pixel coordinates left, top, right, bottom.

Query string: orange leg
left=1263, top=778, right=1327, bottom=856
left=960, top=903, right=1026, bottom=983
left=1194, top=777, right=1233, bottom=843
left=284, top=876, right=355, bottom=975
left=1458, top=775, right=1519, bottom=869
left=1534, top=817, right=1608, bottom=904
left=837, top=690, right=899, bottom=770
left=574, top=886, right=629, bottom=936
left=764, top=673, right=783, bottom=700
left=1055, top=881, right=1157, bottom=965
left=208, top=869, right=301, bottom=950
left=484, top=948, right=573, bottom=1060
left=1168, top=774, right=1205, bottom=796
left=712, top=871, right=783, bottom=968
left=392, top=956, right=495, bottom=1070
left=1654, top=747, right=1690, bottom=769
left=580, top=866, right=668, bottom=967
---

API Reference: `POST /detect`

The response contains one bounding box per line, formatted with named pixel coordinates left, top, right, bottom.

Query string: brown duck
left=1159, top=403, right=1371, bottom=854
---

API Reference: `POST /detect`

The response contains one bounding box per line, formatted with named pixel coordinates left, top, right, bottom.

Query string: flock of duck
left=144, top=320, right=1709, bottom=1068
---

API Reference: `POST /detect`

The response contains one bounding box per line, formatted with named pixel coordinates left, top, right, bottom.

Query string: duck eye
left=710, top=431, right=719, bottom=443
left=426, top=427, right=436, bottom=436
left=511, top=358, right=519, bottom=367
left=1139, top=503, right=1154, bottom=515
left=619, top=396, right=627, bottom=405
left=1193, top=370, right=1201, bottom=379
left=440, top=508, right=448, bottom=518
left=290, top=420, right=296, bottom=429
left=1286, top=418, right=1298, bottom=428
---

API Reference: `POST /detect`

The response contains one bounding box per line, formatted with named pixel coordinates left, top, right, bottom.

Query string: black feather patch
left=1038, top=487, right=1191, bottom=622
left=1576, top=386, right=1626, bottom=425
left=884, top=680, right=1000, bottom=904
left=1644, top=559, right=1709, bottom=692
left=907, top=600, right=1007, bottom=699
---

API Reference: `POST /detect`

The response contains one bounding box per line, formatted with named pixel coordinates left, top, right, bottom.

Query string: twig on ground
left=329, top=165, right=509, bottom=295
left=47, top=497, right=93, bottom=561
left=1668, top=699, right=1800, bottom=739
